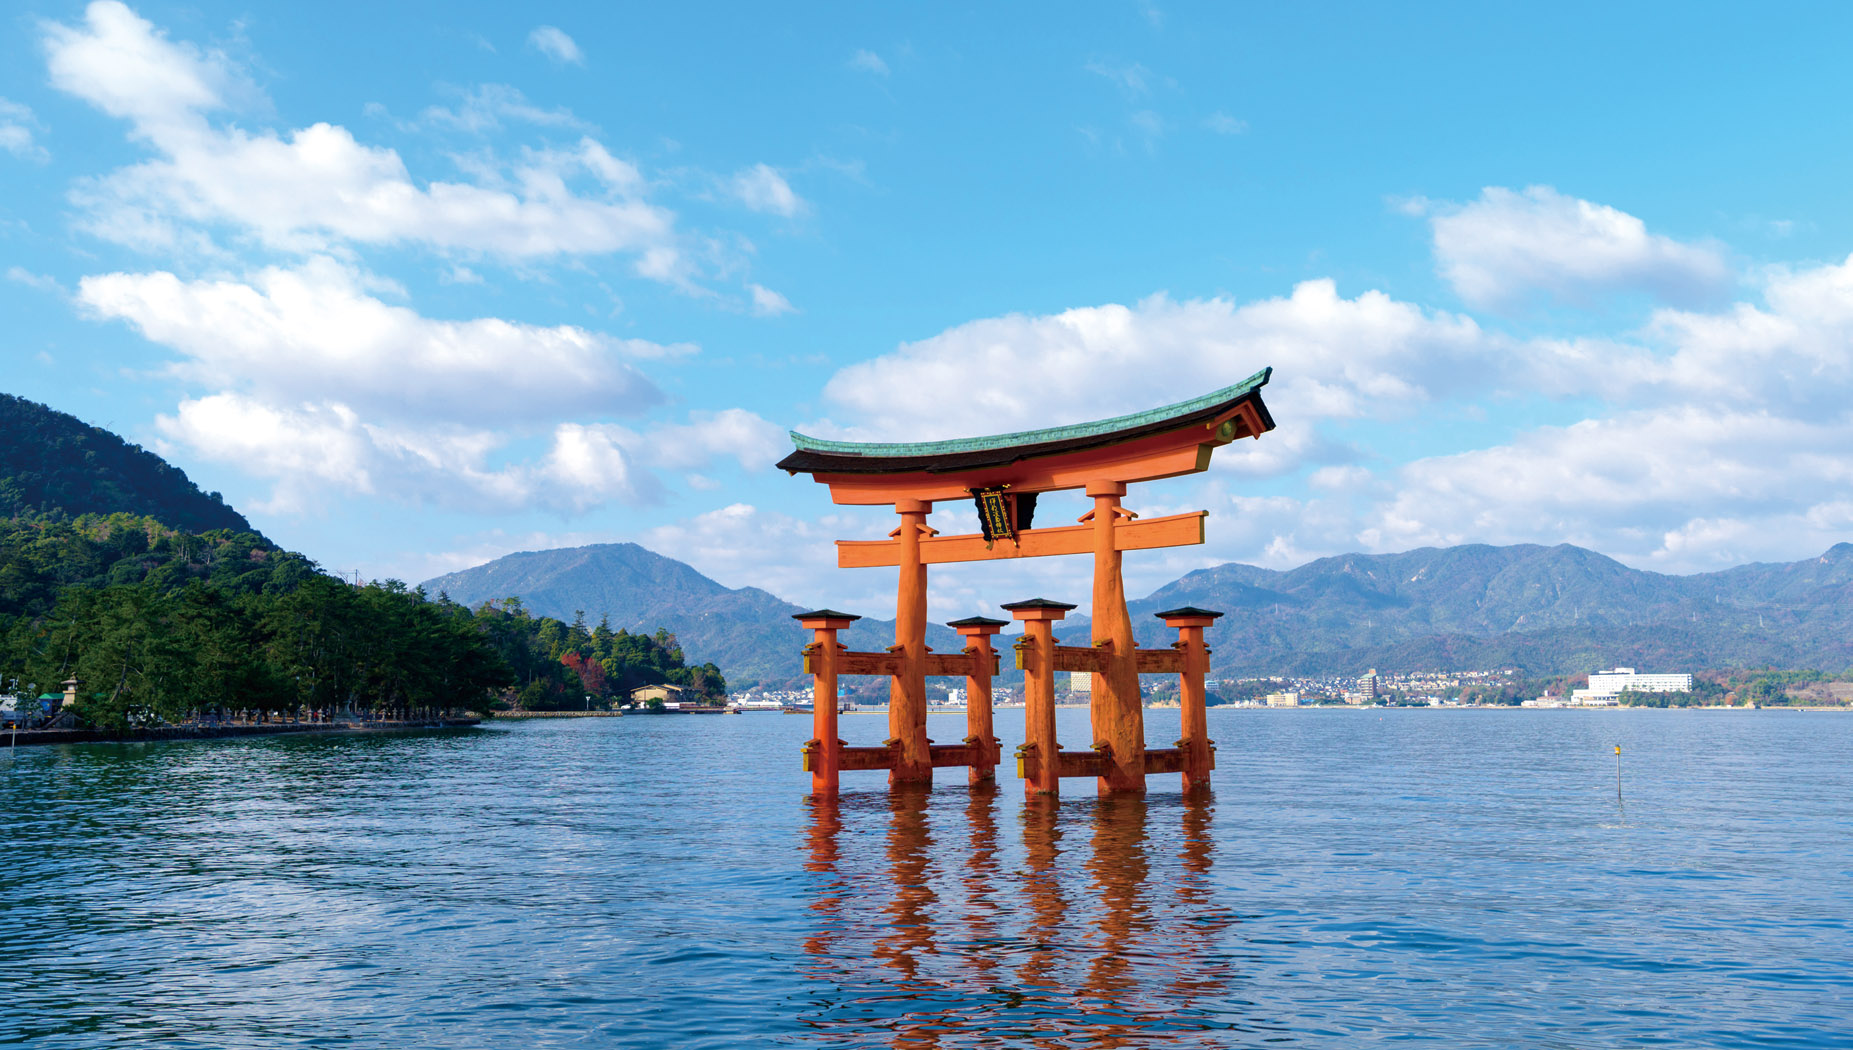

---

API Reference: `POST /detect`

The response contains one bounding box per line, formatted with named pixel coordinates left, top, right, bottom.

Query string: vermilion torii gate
left=781, top=369, right=1276, bottom=797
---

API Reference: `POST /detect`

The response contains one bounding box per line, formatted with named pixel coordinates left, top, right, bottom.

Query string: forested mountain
left=0, top=394, right=254, bottom=534
left=421, top=542, right=961, bottom=687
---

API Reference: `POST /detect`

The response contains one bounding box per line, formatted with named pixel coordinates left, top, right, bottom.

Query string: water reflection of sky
left=3, top=710, right=1850, bottom=1048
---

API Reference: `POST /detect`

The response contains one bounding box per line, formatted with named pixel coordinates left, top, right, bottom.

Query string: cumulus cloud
left=849, top=49, right=889, bottom=76
left=815, top=280, right=1494, bottom=478
left=541, top=410, right=787, bottom=508
left=157, top=393, right=783, bottom=517
left=527, top=26, right=584, bottom=65
left=72, top=255, right=778, bottom=514
left=730, top=163, right=806, bottom=217
left=43, top=3, right=678, bottom=272
left=1349, top=250, right=1853, bottom=571
left=0, top=98, right=48, bottom=161
left=1364, top=407, right=1853, bottom=570
left=76, top=257, right=676, bottom=422
left=1426, top=185, right=1732, bottom=311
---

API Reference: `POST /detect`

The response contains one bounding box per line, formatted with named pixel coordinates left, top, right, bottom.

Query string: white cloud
left=541, top=409, right=785, bottom=508
left=93, top=257, right=784, bottom=516
left=157, top=393, right=781, bottom=517
left=1203, top=111, right=1247, bottom=135
left=77, top=257, right=676, bottom=423
left=1085, top=60, right=1153, bottom=97
left=42, top=2, right=245, bottom=131
left=730, top=163, right=806, bottom=217
left=527, top=26, right=584, bottom=66
left=1426, top=185, right=1731, bottom=311
left=1344, top=250, right=1853, bottom=571
left=849, top=49, right=889, bottom=76
left=6, top=266, right=61, bottom=292
left=43, top=3, right=679, bottom=272
left=642, top=503, right=891, bottom=612
left=815, top=281, right=1493, bottom=478
left=1365, top=407, right=1853, bottom=571
left=420, top=83, right=588, bottom=133
left=748, top=283, right=795, bottom=316
left=0, top=98, right=48, bottom=161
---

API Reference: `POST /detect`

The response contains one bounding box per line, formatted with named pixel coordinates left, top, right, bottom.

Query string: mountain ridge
left=424, top=538, right=1853, bottom=683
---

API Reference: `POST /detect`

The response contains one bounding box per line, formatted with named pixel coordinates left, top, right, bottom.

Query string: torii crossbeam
left=783, top=368, right=1276, bottom=797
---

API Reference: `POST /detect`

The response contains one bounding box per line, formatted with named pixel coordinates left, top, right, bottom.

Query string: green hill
left=0, top=393, right=254, bottom=534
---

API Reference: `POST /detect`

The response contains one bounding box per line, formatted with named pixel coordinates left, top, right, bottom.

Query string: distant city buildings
left=1264, top=691, right=1301, bottom=707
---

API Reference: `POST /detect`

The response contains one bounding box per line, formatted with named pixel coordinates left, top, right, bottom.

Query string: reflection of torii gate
left=781, top=368, right=1276, bottom=797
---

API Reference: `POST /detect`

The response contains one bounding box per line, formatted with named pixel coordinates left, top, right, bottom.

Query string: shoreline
left=1, top=717, right=482, bottom=749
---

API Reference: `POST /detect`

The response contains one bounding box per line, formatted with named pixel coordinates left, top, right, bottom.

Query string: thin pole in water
left=1614, top=743, right=1623, bottom=804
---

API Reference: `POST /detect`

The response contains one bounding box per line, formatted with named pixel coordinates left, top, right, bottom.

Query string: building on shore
left=1264, top=691, right=1301, bottom=708
left=1572, top=667, right=1692, bottom=705
left=629, top=683, right=688, bottom=706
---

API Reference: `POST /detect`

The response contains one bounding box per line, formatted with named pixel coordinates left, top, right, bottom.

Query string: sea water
left=2, top=708, right=1848, bottom=1048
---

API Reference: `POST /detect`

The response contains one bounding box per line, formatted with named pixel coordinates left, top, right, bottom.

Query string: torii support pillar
left=1158, top=606, right=1223, bottom=791
left=950, top=616, right=1008, bottom=785
left=1006, top=598, right=1075, bottom=797
left=796, top=609, right=861, bottom=796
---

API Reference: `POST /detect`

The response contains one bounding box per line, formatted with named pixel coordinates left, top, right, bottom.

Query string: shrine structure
left=781, top=368, right=1276, bottom=797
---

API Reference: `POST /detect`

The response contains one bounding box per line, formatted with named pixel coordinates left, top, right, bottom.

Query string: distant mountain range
left=1102, top=542, right=1853, bottom=675
left=424, top=539, right=1853, bottom=684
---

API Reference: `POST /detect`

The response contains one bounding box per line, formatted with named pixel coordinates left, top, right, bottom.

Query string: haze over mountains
left=423, top=539, right=1853, bottom=685
left=420, top=543, right=964, bottom=686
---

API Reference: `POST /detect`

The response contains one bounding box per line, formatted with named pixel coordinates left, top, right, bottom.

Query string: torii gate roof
left=778, top=368, right=1274, bottom=505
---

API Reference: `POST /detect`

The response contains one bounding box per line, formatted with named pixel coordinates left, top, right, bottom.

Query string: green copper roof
left=788, top=367, right=1271, bottom=458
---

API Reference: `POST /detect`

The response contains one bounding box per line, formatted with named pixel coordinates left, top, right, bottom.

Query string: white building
left=1264, top=691, right=1301, bottom=708
left=1572, top=667, right=1693, bottom=704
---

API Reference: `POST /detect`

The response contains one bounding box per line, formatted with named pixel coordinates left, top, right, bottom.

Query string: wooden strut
left=795, top=605, right=1008, bottom=793
left=1009, top=598, right=1223, bottom=796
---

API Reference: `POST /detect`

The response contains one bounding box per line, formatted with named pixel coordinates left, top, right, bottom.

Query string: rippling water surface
left=3, top=708, right=1850, bottom=1048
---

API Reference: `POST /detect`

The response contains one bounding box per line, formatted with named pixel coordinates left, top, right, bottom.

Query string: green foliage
left=466, top=598, right=726, bottom=710
left=0, top=394, right=255, bottom=534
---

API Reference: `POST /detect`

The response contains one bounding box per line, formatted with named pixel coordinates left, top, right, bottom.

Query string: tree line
left=0, top=513, right=724, bottom=728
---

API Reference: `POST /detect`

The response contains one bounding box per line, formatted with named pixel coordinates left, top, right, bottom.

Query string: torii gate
left=782, top=368, right=1276, bottom=797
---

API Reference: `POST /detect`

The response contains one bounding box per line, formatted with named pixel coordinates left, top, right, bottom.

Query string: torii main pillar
left=1086, top=479, right=1144, bottom=793
left=888, top=498, right=933, bottom=786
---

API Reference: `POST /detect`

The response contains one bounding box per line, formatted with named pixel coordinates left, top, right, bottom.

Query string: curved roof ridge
left=788, top=367, right=1271, bottom=458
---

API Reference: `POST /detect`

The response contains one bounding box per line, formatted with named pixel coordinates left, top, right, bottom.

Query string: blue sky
left=6, top=1, right=1853, bottom=618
